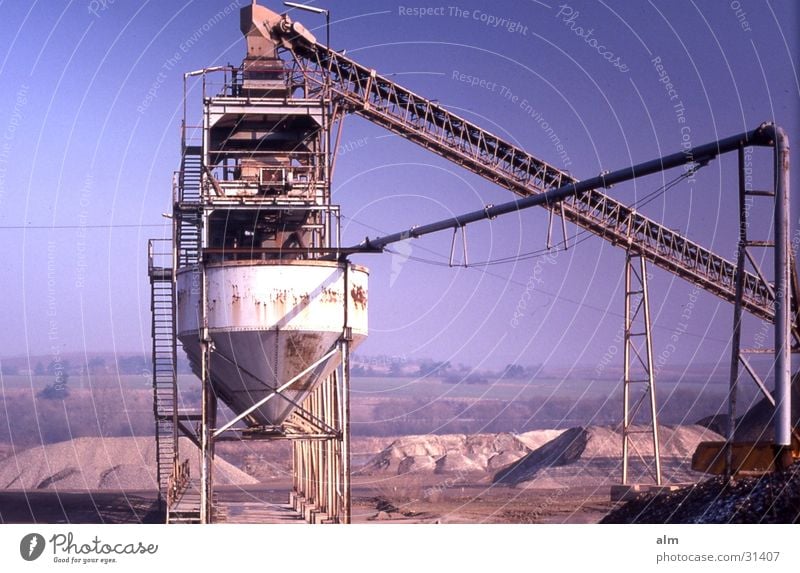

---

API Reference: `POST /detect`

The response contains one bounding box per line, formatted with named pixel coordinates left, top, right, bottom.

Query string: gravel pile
left=363, top=431, right=563, bottom=475
left=0, top=437, right=257, bottom=490
left=602, top=462, right=800, bottom=523
left=493, top=425, right=720, bottom=487
left=364, top=425, right=719, bottom=486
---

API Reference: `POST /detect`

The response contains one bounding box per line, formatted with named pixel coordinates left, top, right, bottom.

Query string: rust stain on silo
left=350, top=285, right=367, bottom=309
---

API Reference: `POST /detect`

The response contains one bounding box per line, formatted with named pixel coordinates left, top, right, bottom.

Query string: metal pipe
left=357, top=126, right=770, bottom=251
left=768, top=124, right=791, bottom=451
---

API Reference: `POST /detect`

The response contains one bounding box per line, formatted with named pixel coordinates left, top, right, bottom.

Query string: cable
left=0, top=224, right=167, bottom=230
left=374, top=168, right=696, bottom=269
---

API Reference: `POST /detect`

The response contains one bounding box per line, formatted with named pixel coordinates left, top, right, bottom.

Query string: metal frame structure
left=621, top=252, right=661, bottom=485
left=191, top=65, right=351, bottom=523
left=148, top=50, right=358, bottom=522
left=726, top=142, right=798, bottom=475
left=346, top=124, right=794, bottom=481
left=148, top=6, right=795, bottom=524
left=284, top=41, right=794, bottom=325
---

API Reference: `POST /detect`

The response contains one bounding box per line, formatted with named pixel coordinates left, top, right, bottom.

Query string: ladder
left=176, top=146, right=202, bottom=268
left=148, top=239, right=178, bottom=507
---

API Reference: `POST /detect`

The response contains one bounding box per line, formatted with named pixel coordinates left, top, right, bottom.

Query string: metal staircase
left=147, top=239, right=178, bottom=506
left=176, top=146, right=202, bottom=268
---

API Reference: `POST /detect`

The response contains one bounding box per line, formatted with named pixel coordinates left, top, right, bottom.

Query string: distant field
left=351, top=375, right=752, bottom=402
left=0, top=372, right=762, bottom=442
left=0, top=374, right=153, bottom=390
left=351, top=375, right=618, bottom=401
left=1, top=374, right=201, bottom=391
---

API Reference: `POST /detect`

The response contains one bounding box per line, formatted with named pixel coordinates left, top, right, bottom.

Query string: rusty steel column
left=199, top=338, right=214, bottom=522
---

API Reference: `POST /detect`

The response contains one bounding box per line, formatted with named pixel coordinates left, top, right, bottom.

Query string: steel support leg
left=772, top=127, right=792, bottom=466
left=341, top=335, right=351, bottom=523
left=726, top=146, right=748, bottom=477
left=200, top=339, right=215, bottom=523
left=622, top=252, right=662, bottom=485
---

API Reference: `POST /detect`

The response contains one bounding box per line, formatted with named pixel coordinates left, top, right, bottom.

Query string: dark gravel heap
left=602, top=462, right=800, bottom=523
left=492, top=427, right=587, bottom=486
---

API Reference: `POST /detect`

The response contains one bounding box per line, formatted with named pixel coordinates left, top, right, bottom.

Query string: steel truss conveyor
left=278, top=33, right=796, bottom=334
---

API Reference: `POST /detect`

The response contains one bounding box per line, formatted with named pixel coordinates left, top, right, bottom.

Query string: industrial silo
left=149, top=1, right=366, bottom=524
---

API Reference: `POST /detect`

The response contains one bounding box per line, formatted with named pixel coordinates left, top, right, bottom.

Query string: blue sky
left=0, top=0, right=797, bottom=373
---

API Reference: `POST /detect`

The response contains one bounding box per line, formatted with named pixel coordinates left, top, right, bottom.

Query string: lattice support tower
left=622, top=252, right=662, bottom=485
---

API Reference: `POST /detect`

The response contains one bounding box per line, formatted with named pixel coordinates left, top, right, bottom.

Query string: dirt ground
left=0, top=489, right=162, bottom=524
left=0, top=480, right=617, bottom=524
left=350, top=477, right=617, bottom=523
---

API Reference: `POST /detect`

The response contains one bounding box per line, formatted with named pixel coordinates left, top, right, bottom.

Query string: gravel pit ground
left=602, top=462, right=800, bottom=523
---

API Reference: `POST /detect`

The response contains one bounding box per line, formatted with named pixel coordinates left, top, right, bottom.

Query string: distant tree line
left=350, top=360, right=541, bottom=380
left=352, top=387, right=732, bottom=437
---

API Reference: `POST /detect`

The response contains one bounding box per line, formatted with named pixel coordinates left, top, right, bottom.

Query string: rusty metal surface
left=177, top=262, right=367, bottom=426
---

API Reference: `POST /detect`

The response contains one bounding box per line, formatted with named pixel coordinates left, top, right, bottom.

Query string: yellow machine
left=692, top=433, right=800, bottom=476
